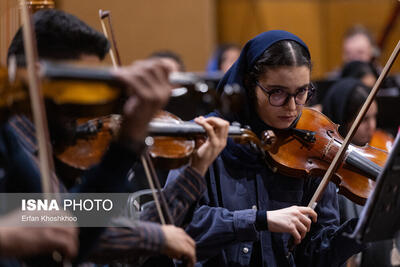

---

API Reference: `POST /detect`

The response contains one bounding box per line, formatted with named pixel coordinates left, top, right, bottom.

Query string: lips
left=278, top=115, right=297, bottom=121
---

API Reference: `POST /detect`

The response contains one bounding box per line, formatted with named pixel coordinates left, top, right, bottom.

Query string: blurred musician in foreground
left=1, top=8, right=229, bottom=266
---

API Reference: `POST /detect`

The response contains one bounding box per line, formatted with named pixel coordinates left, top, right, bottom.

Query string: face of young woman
left=347, top=100, right=378, bottom=146
left=255, top=66, right=311, bottom=129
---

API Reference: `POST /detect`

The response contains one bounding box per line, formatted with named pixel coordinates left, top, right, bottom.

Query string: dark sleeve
left=140, top=166, right=207, bottom=227
left=165, top=168, right=259, bottom=261
left=71, top=142, right=138, bottom=193
left=89, top=218, right=165, bottom=264
left=295, top=182, right=365, bottom=267
left=70, top=142, right=140, bottom=262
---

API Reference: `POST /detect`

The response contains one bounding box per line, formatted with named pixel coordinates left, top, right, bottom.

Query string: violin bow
left=19, top=0, right=56, bottom=194
left=19, top=0, right=67, bottom=264
left=285, top=40, right=400, bottom=257
left=99, top=9, right=121, bottom=68
left=98, top=9, right=174, bottom=225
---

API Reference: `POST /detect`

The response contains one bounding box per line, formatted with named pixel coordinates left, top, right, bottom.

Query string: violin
left=0, top=63, right=122, bottom=119
left=266, top=107, right=387, bottom=205
left=370, top=129, right=394, bottom=152
left=55, top=110, right=276, bottom=172
left=1, top=60, right=241, bottom=118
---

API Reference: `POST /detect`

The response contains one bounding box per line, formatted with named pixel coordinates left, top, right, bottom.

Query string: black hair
left=215, top=43, right=241, bottom=70
left=342, top=84, right=370, bottom=135
left=7, top=9, right=110, bottom=64
left=340, top=60, right=378, bottom=80
left=245, top=40, right=313, bottom=101
left=149, top=50, right=185, bottom=71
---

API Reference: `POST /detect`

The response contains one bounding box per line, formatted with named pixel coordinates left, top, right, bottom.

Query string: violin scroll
left=232, top=128, right=276, bottom=152
left=261, top=130, right=277, bottom=150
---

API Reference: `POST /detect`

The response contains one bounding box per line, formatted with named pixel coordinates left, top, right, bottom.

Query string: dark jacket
left=0, top=115, right=206, bottom=266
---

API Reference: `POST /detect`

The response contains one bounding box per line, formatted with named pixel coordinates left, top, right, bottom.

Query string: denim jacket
left=167, top=140, right=364, bottom=267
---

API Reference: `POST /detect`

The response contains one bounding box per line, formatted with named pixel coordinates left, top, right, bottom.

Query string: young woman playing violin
left=167, top=30, right=364, bottom=267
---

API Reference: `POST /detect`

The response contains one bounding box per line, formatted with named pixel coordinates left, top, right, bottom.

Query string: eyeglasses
left=255, top=81, right=314, bottom=107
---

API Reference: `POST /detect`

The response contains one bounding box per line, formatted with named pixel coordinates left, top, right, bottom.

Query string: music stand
left=351, top=133, right=400, bottom=243
left=376, top=96, right=400, bottom=136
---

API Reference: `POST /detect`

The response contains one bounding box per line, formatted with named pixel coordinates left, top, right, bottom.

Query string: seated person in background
left=313, top=26, right=379, bottom=112
left=314, top=60, right=377, bottom=118
left=149, top=50, right=186, bottom=72
left=342, top=25, right=378, bottom=65
left=327, top=25, right=379, bottom=80
left=322, top=78, right=397, bottom=267
left=206, top=43, right=241, bottom=74
left=339, top=32, right=400, bottom=96
left=322, top=78, right=377, bottom=146
left=340, top=60, right=378, bottom=88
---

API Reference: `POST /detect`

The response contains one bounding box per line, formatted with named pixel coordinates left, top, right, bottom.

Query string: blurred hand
left=267, top=206, right=317, bottom=245
left=190, top=116, right=229, bottom=176
left=112, top=58, right=174, bottom=144
left=0, top=211, right=78, bottom=259
left=161, top=225, right=196, bottom=267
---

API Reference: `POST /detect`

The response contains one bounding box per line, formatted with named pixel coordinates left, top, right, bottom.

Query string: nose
left=286, top=95, right=297, bottom=110
left=368, top=117, right=376, bottom=132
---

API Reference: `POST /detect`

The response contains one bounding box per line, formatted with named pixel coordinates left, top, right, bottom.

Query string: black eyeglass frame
left=255, top=81, right=315, bottom=107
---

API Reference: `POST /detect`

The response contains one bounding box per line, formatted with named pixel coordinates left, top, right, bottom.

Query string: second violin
left=56, top=111, right=277, bottom=171
left=266, top=107, right=387, bottom=205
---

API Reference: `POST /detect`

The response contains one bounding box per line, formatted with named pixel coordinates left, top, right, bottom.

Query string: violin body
left=55, top=114, right=120, bottom=171
left=370, top=129, right=394, bottom=152
left=267, top=108, right=387, bottom=205
left=55, top=112, right=197, bottom=171
left=147, top=112, right=196, bottom=169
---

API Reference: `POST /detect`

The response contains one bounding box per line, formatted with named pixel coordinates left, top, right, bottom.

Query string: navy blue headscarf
left=217, top=30, right=310, bottom=136
left=215, top=30, right=310, bottom=169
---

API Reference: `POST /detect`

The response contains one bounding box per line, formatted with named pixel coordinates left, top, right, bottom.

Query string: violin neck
left=41, top=61, right=223, bottom=85
left=42, top=62, right=116, bottom=83
left=148, top=121, right=243, bottom=137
